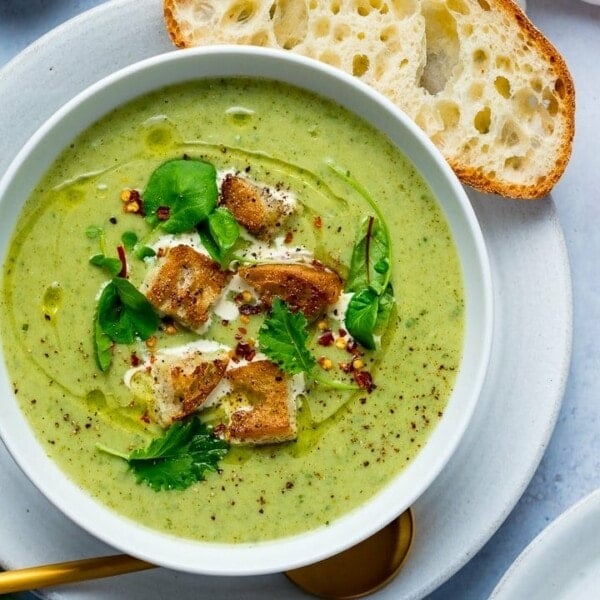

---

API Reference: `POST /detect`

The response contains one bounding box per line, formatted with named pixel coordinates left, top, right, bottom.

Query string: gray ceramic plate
left=0, top=0, right=570, bottom=598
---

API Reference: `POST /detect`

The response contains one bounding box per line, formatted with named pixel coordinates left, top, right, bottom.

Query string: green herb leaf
left=85, top=225, right=104, bottom=239
left=93, top=310, right=113, bottom=371
left=345, top=288, right=380, bottom=349
left=98, top=418, right=229, bottom=491
left=345, top=284, right=395, bottom=350
left=375, top=283, right=395, bottom=331
left=208, top=207, right=240, bottom=255
left=143, top=159, right=218, bottom=233
left=259, top=298, right=316, bottom=375
left=346, top=216, right=391, bottom=295
left=97, top=278, right=159, bottom=344
left=121, top=231, right=138, bottom=251
left=199, top=207, right=240, bottom=264
left=89, top=254, right=122, bottom=277
left=134, top=245, right=156, bottom=260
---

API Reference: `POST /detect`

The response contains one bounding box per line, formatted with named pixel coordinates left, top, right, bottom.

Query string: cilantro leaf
left=98, top=418, right=229, bottom=491
left=258, top=298, right=316, bottom=375
left=97, top=277, right=159, bottom=344
left=143, top=159, right=218, bottom=233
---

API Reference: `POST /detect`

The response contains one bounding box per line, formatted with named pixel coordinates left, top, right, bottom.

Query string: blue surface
left=1, top=1, right=599, bottom=598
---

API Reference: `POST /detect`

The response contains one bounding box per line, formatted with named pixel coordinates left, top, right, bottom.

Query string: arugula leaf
left=143, top=159, right=218, bottom=233
left=98, top=418, right=229, bottom=491
left=97, top=277, right=159, bottom=344
left=258, top=298, right=316, bottom=375
left=89, top=254, right=122, bottom=277
left=346, top=216, right=391, bottom=295
left=93, top=310, right=113, bottom=371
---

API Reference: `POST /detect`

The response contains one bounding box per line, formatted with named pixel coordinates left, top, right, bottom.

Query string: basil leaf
left=258, top=298, right=316, bottom=375
left=97, top=278, right=159, bottom=344
left=93, top=311, right=113, bottom=371
left=345, top=288, right=380, bottom=350
left=346, top=216, right=391, bottom=295
left=89, top=254, right=122, bottom=277
left=143, top=159, right=218, bottom=233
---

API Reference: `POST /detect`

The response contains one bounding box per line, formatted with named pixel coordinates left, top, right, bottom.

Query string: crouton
left=238, top=262, right=343, bottom=319
left=142, top=244, right=230, bottom=332
left=223, top=360, right=297, bottom=445
left=220, top=174, right=293, bottom=240
left=150, top=349, right=230, bottom=426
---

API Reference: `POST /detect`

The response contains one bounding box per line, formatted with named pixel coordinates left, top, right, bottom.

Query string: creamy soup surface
left=1, top=78, right=464, bottom=543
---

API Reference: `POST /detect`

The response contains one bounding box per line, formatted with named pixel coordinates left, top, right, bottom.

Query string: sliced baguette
left=163, top=0, right=574, bottom=199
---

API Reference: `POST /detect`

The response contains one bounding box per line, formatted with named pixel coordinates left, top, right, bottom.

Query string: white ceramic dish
left=0, top=46, right=492, bottom=576
left=0, top=0, right=570, bottom=597
left=491, top=488, right=600, bottom=599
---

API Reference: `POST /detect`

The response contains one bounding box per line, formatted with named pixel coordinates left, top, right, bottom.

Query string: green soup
left=0, top=78, right=464, bottom=543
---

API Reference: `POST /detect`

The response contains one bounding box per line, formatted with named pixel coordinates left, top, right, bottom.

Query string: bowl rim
left=0, top=45, right=493, bottom=575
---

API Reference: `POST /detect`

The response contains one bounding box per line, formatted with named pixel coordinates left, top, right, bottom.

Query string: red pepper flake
left=338, top=328, right=347, bottom=337
left=117, top=245, right=127, bottom=278
left=140, top=411, right=151, bottom=424
left=239, top=303, right=263, bottom=316
left=130, top=352, right=140, bottom=367
left=235, top=341, right=256, bottom=361
left=284, top=231, right=294, bottom=244
left=339, top=361, right=353, bottom=373
left=345, top=339, right=359, bottom=355
left=318, top=330, right=334, bottom=346
left=156, top=206, right=170, bottom=221
left=354, top=370, right=375, bottom=393
left=313, top=216, right=322, bottom=229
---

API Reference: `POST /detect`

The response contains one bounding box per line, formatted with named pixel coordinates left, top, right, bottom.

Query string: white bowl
left=0, top=47, right=492, bottom=576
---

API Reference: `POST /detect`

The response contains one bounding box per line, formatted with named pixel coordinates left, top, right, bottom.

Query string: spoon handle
left=0, top=554, right=155, bottom=594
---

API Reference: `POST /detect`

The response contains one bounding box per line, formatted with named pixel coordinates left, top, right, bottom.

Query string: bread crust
left=163, top=0, right=575, bottom=199
left=224, top=360, right=297, bottom=444
left=239, top=262, right=343, bottom=319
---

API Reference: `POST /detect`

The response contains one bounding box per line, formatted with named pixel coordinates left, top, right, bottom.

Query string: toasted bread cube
left=224, top=360, right=297, bottom=445
left=238, top=262, right=342, bottom=319
left=150, top=350, right=230, bottom=426
left=142, top=245, right=230, bottom=332
left=220, top=174, right=293, bottom=240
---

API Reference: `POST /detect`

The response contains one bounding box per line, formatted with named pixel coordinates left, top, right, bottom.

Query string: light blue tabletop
left=0, top=1, right=599, bottom=598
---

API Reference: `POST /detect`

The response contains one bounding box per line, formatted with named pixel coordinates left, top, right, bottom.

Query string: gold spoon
left=0, top=509, right=413, bottom=598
